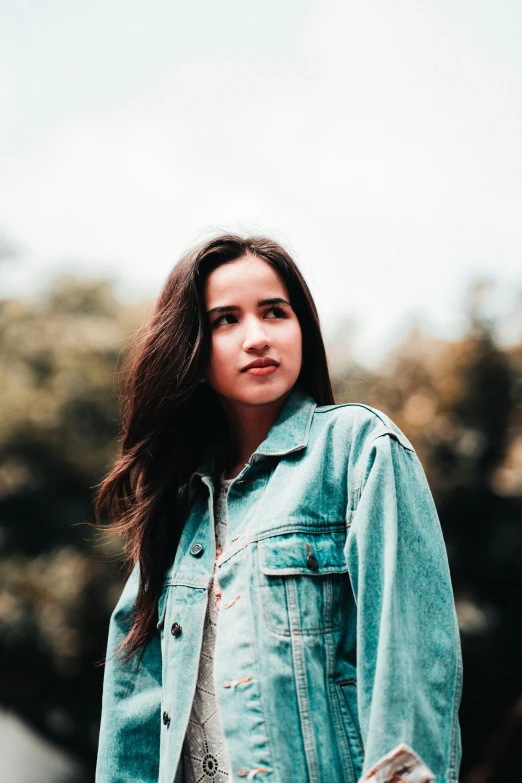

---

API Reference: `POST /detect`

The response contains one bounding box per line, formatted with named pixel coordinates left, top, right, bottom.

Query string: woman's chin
left=237, top=379, right=294, bottom=407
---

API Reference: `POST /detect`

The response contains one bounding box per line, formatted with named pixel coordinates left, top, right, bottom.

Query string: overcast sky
left=1, top=0, right=521, bottom=366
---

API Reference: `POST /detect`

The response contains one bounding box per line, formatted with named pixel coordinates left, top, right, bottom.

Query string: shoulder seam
left=368, top=428, right=416, bottom=453
left=315, top=403, right=416, bottom=454
left=315, top=402, right=390, bottom=428
left=350, top=427, right=416, bottom=512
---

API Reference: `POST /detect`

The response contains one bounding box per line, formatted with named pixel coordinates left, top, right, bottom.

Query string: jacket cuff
left=359, top=743, right=435, bottom=783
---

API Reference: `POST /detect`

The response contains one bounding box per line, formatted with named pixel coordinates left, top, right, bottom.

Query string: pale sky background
left=1, top=0, right=521, bottom=367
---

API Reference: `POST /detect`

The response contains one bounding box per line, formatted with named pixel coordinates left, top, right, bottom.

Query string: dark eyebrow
left=207, top=297, right=291, bottom=317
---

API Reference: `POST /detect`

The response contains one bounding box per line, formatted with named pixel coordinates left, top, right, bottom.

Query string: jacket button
left=190, top=543, right=204, bottom=557
left=171, top=622, right=182, bottom=637
left=307, top=553, right=319, bottom=571
left=162, top=710, right=170, bottom=726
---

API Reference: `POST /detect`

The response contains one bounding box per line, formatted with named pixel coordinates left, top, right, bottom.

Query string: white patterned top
left=182, top=474, right=233, bottom=782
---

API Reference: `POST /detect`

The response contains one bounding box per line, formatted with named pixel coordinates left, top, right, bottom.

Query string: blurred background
left=1, top=1, right=521, bottom=781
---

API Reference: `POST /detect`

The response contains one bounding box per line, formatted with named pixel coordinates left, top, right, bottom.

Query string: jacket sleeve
left=95, top=561, right=163, bottom=783
left=344, top=431, right=463, bottom=783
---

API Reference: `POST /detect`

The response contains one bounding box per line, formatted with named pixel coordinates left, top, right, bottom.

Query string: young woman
left=94, top=234, right=462, bottom=783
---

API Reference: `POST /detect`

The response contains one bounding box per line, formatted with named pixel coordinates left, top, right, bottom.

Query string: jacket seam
left=247, top=547, right=277, bottom=781
left=162, top=578, right=209, bottom=588
left=448, top=617, right=463, bottom=782
left=316, top=401, right=388, bottom=420
left=315, top=402, right=408, bottom=437
left=350, top=429, right=415, bottom=515
left=286, top=578, right=321, bottom=781
left=350, top=427, right=388, bottom=513
left=325, top=634, right=357, bottom=783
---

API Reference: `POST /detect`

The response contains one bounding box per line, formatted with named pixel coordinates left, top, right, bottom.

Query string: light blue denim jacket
left=95, top=385, right=462, bottom=783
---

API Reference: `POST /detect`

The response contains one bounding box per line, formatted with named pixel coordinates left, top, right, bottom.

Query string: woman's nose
left=242, top=318, right=269, bottom=351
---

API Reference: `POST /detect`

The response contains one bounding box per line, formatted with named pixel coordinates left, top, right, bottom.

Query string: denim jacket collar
left=253, top=384, right=317, bottom=457
left=192, top=384, right=317, bottom=482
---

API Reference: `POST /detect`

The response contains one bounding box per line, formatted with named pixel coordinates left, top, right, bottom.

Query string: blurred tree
left=0, top=277, right=149, bottom=773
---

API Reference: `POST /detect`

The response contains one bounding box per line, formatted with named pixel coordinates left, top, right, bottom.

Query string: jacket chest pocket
left=257, top=529, right=348, bottom=636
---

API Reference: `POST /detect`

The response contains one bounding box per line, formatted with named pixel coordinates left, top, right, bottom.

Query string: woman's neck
left=218, top=392, right=289, bottom=479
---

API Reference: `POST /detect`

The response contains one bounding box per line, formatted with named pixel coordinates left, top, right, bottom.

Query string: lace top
left=182, top=474, right=233, bottom=782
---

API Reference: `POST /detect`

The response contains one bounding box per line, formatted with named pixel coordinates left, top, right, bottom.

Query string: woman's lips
left=245, top=364, right=278, bottom=376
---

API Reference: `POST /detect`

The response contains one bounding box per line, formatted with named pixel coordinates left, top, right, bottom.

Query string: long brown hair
left=95, top=234, right=335, bottom=663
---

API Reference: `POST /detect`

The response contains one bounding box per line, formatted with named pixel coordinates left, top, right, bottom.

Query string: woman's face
left=203, top=254, right=303, bottom=409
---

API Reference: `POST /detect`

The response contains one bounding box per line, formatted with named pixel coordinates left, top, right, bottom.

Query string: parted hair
left=94, top=234, right=335, bottom=664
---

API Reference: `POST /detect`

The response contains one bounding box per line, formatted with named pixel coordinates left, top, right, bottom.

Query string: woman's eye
left=264, top=306, right=287, bottom=319
left=212, top=313, right=238, bottom=328
left=211, top=307, right=287, bottom=328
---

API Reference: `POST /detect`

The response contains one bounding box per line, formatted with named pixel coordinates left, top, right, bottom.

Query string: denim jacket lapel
left=190, top=384, right=317, bottom=486
left=251, top=384, right=317, bottom=458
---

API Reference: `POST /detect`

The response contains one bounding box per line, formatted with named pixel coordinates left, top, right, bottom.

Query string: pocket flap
left=259, top=530, right=347, bottom=575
